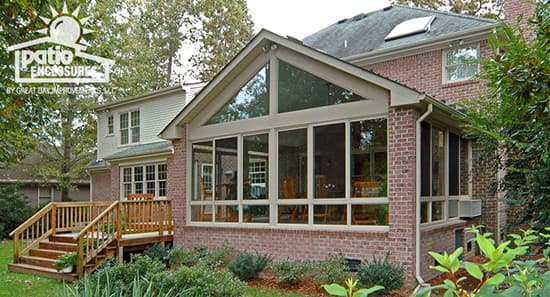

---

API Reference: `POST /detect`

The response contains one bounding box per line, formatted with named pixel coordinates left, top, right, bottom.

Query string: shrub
left=143, top=244, right=171, bottom=265
left=357, top=254, right=404, bottom=292
left=167, top=246, right=209, bottom=267
left=165, top=264, right=245, bottom=297
left=228, top=252, right=270, bottom=280
left=272, top=260, right=312, bottom=285
left=0, top=185, right=36, bottom=238
left=312, top=254, right=351, bottom=285
left=199, top=246, right=234, bottom=268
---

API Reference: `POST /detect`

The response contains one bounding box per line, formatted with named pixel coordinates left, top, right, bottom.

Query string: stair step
left=49, top=235, right=78, bottom=244
left=29, top=248, right=66, bottom=259
left=19, top=256, right=56, bottom=269
left=39, top=241, right=77, bottom=252
left=8, top=263, right=78, bottom=282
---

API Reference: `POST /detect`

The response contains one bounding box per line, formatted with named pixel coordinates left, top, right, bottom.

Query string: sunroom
left=161, top=30, right=470, bottom=231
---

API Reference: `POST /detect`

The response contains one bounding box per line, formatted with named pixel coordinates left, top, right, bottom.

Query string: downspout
left=414, top=103, right=433, bottom=293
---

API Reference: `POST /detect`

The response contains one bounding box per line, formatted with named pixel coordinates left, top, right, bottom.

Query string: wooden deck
left=8, top=200, right=173, bottom=281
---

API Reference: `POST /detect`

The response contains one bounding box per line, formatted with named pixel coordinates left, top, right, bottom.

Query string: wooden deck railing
left=10, top=200, right=172, bottom=277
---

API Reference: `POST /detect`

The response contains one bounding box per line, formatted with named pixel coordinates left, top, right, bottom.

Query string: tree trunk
left=61, top=98, right=73, bottom=201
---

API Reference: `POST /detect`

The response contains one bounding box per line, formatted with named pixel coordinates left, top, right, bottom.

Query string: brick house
left=88, top=1, right=535, bottom=283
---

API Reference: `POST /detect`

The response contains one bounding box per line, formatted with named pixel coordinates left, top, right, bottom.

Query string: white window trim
left=120, top=163, right=167, bottom=200
left=118, top=110, right=141, bottom=146
left=421, top=123, right=471, bottom=225
left=442, top=43, right=480, bottom=84
left=188, top=116, right=389, bottom=231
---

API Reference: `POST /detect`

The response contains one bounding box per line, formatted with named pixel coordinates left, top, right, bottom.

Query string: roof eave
left=95, top=86, right=184, bottom=112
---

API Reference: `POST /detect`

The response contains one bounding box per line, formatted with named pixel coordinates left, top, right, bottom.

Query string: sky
left=246, top=0, right=392, bottom=39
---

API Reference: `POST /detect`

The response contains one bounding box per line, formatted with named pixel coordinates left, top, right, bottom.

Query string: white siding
left=97, top=90, right=187, bottom=160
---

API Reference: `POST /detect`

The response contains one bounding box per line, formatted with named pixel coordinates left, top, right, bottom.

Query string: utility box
left=459, top=199, right=482, bottom=218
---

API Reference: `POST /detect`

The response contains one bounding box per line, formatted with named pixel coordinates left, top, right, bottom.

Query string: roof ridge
left=392, top=4, right=498, bottom=23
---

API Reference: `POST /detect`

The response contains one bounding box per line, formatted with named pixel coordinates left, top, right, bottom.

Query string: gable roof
left=302, top=5, right=497, bottom=60
left=160, top=30, right=435, bottom=140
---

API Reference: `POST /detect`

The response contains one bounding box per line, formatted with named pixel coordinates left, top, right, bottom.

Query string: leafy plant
left=55, top=253, right=77, bottom=271
left=228, top=252, right=271, bottom=280
left=312, top=254, right=351, bottom=285
left=272, top=260, right=313, bottom=285
left=357, top=253, right=404, bottom=292
left=143, top=244, right=171, bottom=265
left=0, top=185, right=36, bottom=239
left=165, top=264, right=245, bottom=297
left=322, top=278, right=384, bottom=297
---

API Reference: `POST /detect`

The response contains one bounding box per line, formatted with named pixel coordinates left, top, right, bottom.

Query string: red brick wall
left=365, top=41, right=491, bottom=105
left=110, top=164, right=120, bottom=201
left=504, top=0, right=536, bottom=41
left=90, top=171, right=112, bottom=201
left=171, top=105, right=420, bottom=283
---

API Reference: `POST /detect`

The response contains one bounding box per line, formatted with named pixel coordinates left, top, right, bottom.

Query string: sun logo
left=35, top=2, right=93, bottom=47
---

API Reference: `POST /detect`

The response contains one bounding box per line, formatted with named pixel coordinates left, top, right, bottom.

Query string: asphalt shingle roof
left=302, top=5, right=497, bottom=59
left=103, top=141, right=172, bottom=161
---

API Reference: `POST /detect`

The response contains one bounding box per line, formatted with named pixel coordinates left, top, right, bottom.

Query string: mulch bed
left=247, top=272, right=413, bottom=297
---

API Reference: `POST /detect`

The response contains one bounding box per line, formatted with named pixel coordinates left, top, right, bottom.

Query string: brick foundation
left=90, top=171, right=112, bottom=201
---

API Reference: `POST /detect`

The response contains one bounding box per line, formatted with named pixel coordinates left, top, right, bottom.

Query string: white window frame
left=119, top=163, right=167, bottom=199
left=38, top=186, right=54, bottom=206
left=119, top=110, right=140, bottom=146
left=442, top=43, right=480, bottom=83
left=107, top=114, right=114, bottom=135
left=421, top=123, right=471, bottom=225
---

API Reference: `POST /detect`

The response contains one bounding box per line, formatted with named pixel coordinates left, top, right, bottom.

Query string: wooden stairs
left=8, top=200, right=173, bottom=281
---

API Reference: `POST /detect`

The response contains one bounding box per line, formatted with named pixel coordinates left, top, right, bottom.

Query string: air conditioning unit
left=459, top=199, right=482, bottom=218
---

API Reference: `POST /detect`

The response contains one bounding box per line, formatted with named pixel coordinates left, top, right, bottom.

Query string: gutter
left=414, top=103, right=433, bottom=293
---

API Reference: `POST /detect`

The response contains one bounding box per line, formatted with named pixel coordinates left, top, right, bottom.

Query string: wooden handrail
left=72, top=201, right=120, bottom=240
left=9, top=203, right=53, bottom=237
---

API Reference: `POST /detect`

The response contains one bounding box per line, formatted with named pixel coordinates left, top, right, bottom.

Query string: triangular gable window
left=278, top=61, right=367, bottom=113
left=206, top=63, right=270, bottom=125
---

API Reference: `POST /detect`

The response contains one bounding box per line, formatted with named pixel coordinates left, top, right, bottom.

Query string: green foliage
left=0, top=185, right=36, bottom=238
left=165, top=246, right=234, bottom=269
left=272, top=260, right=313, bottom=285
left=415, top=226, right=550, bottom=297
left=143, top=244, right=171, bottom=265
left=311, top=254, right=352, bottom=285
left=162, top=264, right=245, bottom=297
left=357, top=254, right=404, bottom=292
left=461, top=0, right=549, bottom=231
left=55, top=253, right=77, bottom=271
left=227, top=252, right=271, bottom=281
left=322, top=278, right=384, bottom=297
left=392, top=0, right=503, bottom=18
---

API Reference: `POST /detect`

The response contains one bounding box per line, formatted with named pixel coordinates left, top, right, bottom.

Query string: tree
left=461, top=0, right=549, bottom=230
left=187, top=0, right=255, bottom=81
left=392, top=0, right=504, bottom=18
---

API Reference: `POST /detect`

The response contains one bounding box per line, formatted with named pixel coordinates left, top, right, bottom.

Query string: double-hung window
left=107, top=115, right=114, bottom=135
left=443, top=45, right=479, bottom=83
left=120, top=110, right=140, bottom=145
left=421, top=122, right=470, bottom=224
left=121, top=164, right=167, bottom=199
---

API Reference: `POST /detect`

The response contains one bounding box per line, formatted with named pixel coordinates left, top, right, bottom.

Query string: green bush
left=228, top=252, right=270, bottom=280
left=311, top=254, right=351, bottom=285
left=0, top=185, right=36, bottom=238
left=143, top=244, right=171, bottom=265
left=272, top=260, right=312, bottom=285
left=165, top=264, right=245, bottom=297
left=167, top=246, right=234, bottom=268
left=357, top=254, right=404, bottom=292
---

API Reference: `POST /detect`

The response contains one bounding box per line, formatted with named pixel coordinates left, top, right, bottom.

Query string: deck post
left=116, top=202, right=123, bottom=264
left=13, top=231, right=19, bottom=263
left=51, top=203, right=57, bottom=236
left=77, top=236, right=84, bottom=278
left=158, top=201, right=164, bottom=236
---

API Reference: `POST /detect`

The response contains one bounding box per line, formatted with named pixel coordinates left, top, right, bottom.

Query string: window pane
left=215, top=138, right=238, bottom=201
left=107, top=115, right=114, bottom=134
left=123, top=168, right=132, bottom=183
left=244, top=134, right=269, bottom=200
left=278, top=61, right=367, bottom=113
left=243, top=205, right=269, bottom=223
left=278, top=205, right=308, bottom=224
left=420, top=122, right=431, bottom=197
left=432, top=200, right=444, bottom=221
left=120, top=113, right=128, bottom=129
left=445, top=47, right=478, bottom=81
left=448, top=200, right=458, bottom=218
left=215, top=205, right=238, bottom=222
left=131, top=111, right=140, bottom=127
left=192, top=141, right=213, bottom=201
left=449, top=132, right=460, bottom=196
left=207, top=63, right=269, bottom=124
left=134, top=167, right=143, bottom=182
left=351, top=119, right=388, bottom=198
left=460, top=138, right=469, bottom=196
left=124, top=184, right=132, bottom=198
left=121, top=129, right=128, bottom=145
left=314, top=205, right=346, bottom=225
left=158, top=164, right=167, bottom=180
left=315, top=123, right=345, bottom=198
left=421, top=202, right=429, bottom=223
left=191, top=205, right=213, bottom=222
left=134, top=182, right=143, bottom=193
left=432, top=127, right=445, bottom=196
left=278, top=129, right=307, bottom=199
left=146, top=165, right=155, bottom=181
left=351, top=204, right=389, bottom=225
left=131, top=127, right=140, bottom=143
left=158, top=181, right=166, bottom=197
left=446, top=47, right=478, bottom=65
left=147, top=181, right=155, bottom=194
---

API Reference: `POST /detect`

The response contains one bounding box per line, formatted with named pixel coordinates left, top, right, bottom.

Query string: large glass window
left=207, top=64, right=269, bottom=125
left=421, top=122, right=470, bottom=224
left=444, top=46, right=479, bottom=82
left=244, top=134, right=269, bottom=200
left=120, top=110, right=140, bottom=145
left=120, top=164, right=167, bottom=199
left=215, top=138, right=238, bottom=201
left=314, top=123, right=345, bottom=198
left=278, top=129, right=308, bottom=199
left=278, top=61, right=368, bottom=113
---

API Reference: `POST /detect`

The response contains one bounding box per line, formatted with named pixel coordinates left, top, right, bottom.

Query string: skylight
left=385, top=16, right=435, bottom=41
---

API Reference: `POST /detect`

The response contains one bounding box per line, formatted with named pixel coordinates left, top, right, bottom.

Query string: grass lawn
left=0, top=240, right=303, bottom=297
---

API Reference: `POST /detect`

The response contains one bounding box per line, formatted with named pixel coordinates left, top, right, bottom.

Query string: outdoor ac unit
left=458, top=199, right=482, bottom=218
